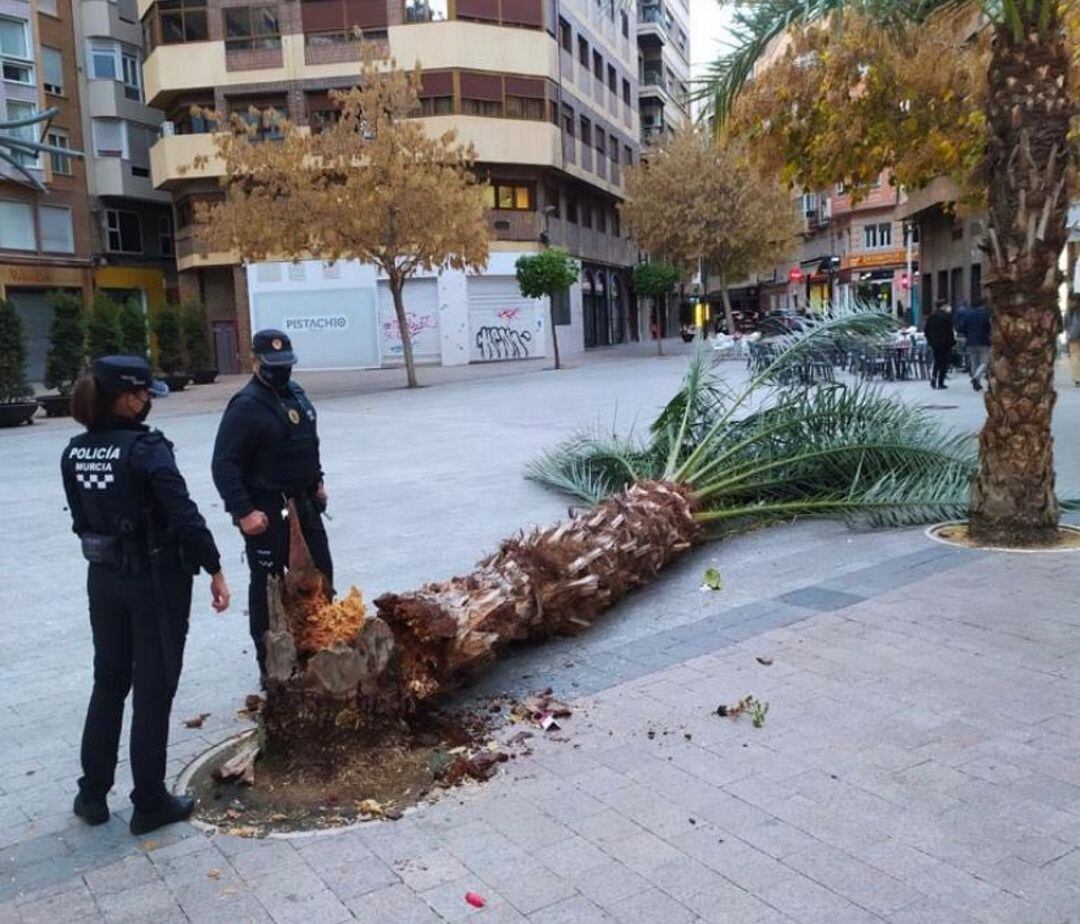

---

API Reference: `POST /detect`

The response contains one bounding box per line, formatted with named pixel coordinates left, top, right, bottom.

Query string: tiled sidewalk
left=5, top=539, right=1080, bottom=924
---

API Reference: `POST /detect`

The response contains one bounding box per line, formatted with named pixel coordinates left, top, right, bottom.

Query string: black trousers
left=79, top=562, right=190, bottom=813
left=931, top=346, right=952, bottom=388
left=245, top=492, right=333, bottom=674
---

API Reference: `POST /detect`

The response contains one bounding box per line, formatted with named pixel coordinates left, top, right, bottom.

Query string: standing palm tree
left=703, top=0, right=1075, bottom=545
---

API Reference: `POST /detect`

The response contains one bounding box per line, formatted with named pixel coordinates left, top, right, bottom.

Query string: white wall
left=246, top=251, right=582, bottom=370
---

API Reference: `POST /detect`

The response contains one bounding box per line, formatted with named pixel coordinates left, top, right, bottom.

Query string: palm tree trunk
left=389, top=273, right=420, bottom=389
left=375, top=481, right=698, bottom=703
left=968, top=6, right=1073, bottom=545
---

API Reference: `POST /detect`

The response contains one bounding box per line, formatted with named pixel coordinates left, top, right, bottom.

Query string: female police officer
left=62, top=356, right=230, bottom=836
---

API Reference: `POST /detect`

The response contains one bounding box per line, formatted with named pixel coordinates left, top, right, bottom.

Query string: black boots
left=129, top=794, right=195, bottom=836
left=73, top=792, right=110, bottom=826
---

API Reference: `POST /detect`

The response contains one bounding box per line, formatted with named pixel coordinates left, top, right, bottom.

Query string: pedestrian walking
left=959, top=302, right=992, bottom=391
left=1067, top=295, right=1080, bottom=387
left=924, top=301, right=956, bottom=390
left=62, top=356, right=230, bottom=835
left=211, top=330, right=332, bottom=685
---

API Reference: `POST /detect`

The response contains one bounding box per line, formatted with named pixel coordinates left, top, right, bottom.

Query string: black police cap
left=252, top=329, right=297, bottom=366
left=92, top=355, right=170, bottom=398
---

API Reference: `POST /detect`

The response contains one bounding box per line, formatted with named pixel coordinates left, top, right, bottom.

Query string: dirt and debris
left=184, top=713, right=211, bottom=729
left=755, top=656, right=773, bottom=666
left=509, top=689, right=572, bottom=734
left=716, top=695, right=771, bottom=728
left=237, top=695, right=263, bottom=720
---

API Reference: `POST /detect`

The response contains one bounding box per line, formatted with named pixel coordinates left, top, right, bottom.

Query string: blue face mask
left=259, top=364, right=292, bottom=390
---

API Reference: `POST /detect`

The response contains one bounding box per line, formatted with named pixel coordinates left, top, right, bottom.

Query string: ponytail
left=71, top=374, right=111, bottom=429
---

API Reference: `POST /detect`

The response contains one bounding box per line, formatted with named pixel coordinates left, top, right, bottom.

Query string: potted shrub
left=39, top=291, right=86, bottom=417
left=87, top=294, right=123, bottom=359
left=182, top=301, right=217, bottom=384
left=118, top=298, right=148, bottom=357
left=152, top=303, right=188, bottom=391
left=0, top=300, right=38, bottom=427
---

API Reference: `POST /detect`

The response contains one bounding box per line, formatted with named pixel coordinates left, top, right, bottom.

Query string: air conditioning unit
left=160, top=120, right=175, bottom=137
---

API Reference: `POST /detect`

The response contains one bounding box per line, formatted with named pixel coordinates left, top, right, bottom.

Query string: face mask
left=134, top=396, right=152, bottom=423
left=259, top=364, right=292, bottom=390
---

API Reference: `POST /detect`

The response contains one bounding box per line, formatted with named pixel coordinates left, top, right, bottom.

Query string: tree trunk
left=656, top=295, right=664, bottom=356
left=719, top=270, right=735, bottom=336
left=390, top=274, right=420, bottom=389
left=260, top=503, right=403, bottom=769
left=968, top=8, right=1074, bottom=545
left=375, top=481, right=698, bottom=703
left=549, top=294, right=562, bottom=370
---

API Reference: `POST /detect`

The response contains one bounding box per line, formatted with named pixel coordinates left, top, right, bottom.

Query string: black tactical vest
left=63, top=427, right=153, bottom=538
left=233, top=380, right=320, bottom=495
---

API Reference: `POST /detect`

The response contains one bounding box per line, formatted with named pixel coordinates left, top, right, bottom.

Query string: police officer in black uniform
left=211, top=330, right=332, bottom=682
left=62, top=356, right=230, bottom=835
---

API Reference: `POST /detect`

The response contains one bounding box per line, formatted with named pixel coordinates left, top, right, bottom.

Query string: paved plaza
left=2, top=343, right=1080, bottom=923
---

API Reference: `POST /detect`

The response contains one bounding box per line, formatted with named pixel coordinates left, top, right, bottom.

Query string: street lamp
left=539, top=204, right=557, bottom=248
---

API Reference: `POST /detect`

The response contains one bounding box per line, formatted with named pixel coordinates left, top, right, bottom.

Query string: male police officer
left=211, top=330, right=332, bottom=682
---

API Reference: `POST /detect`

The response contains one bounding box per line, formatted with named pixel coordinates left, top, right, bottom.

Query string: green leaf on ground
left=702, top=568, right=724, bottom=591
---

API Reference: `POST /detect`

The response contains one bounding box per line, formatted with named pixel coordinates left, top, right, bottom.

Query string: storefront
left=842, top=249, right=910, bottom=313
left=0, top=262, right=94, bottom=384
left=94, top=266, right=168, bottom=315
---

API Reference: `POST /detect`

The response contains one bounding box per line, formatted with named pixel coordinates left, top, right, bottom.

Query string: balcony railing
left=641, top=70, right=667, bottom=91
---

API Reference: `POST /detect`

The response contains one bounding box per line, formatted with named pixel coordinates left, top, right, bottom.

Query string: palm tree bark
left=375, top=481, right=699, bottom=702
left=969, top=6, right=1074, bottom=545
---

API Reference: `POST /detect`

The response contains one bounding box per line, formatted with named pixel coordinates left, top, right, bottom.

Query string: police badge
left=288, top=408, right=301, bottom=425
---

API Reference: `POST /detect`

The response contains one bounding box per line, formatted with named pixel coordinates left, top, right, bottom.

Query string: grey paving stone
left=83, top=854, right=161, bottom=898
left=528, top=894, right=613, bottom=924
left=96, top=880, right=185, bottom=924
left=534, top=835, right=609, bottom=878
left=567, top=860, right=650, bottom=910
left=419, top=874, right=506, bottom=922
left=229, top=841, right=303, bottom=883
left=479, top=859, right=579, bottom=915
left=607, top=886, right=697, bottom=924
left=346, top=883, right=443, bottom=924
left=759, top=873, right=883, bottom=924
left=776, top=587, right=867, bottom=612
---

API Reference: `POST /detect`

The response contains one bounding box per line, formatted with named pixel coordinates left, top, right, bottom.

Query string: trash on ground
left=183, top=713, right=211, bottom=729
left=755, top=656, right=774, bottom=666
left=465, top=892, right=486, bottom=908
left=701, top=568, right=724, bottom=591
left=510, top=689, right=572, bottom=727
left=716, top=694, right=771, bottom=728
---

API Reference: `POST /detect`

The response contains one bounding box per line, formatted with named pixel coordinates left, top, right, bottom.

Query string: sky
left=689, top=0, right=734, bottom=80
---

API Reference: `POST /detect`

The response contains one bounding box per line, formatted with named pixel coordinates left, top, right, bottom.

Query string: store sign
left=844, top=249, right=907, bottom=270
left=283, top=315, right=350, bottom=332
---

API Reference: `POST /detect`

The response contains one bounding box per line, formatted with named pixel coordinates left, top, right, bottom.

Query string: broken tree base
left=185, top=707, right=507, bottom=837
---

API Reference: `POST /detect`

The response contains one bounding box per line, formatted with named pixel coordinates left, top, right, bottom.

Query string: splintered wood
left=294, top=587, right=367, bottom=654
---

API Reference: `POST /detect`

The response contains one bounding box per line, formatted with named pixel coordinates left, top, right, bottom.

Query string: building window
left=223, top=5, right=281, bottom=52
left=105, top=208, right=143, bottom=253
left=505, top=91, right=545, bottom=120
left=558, top=17, right=571, bottom=52
left=578, top=35, right=588, bottom=66
left=4, top=101, right=37, bottom=166
left=0, top=199, right=35, bottom=250
left=47, top=129, right=72, bottom=174
left=561, top=102, right=574, bottom=136
left=623, top=143, right=632, bottom=166
left=582, top=201, right=592, bottom=229
left=483, top=183, right=534, bottom=211
left=612, top=209, right=620, bottom=237
left=40, top=205, right=74, bottom=253
left=620, top=9, right=628, bottom=36
left=93, top=118, right=127, bottom=157
left=597, top=208, right=606, bottom=233
left=0, top=17, right=33, bottom=84
left=607, top=64, right=616, bottom=93
left=622, top=78, right=630, bottom=105
left=592, top=49, right=602, bottom=79
left=461, top=97, right=502, bottom=116
left=566, top=197, right=578, bottom=223
left=863, top=222, right=892, bottom=249
left=595, top=130, right=605, bottom=157
left=544, top=184, right=560, bottom=218
left=579, top=115, right=591, bottom=146
left=88, top=41, right=142, bottom=101
left=159, top=214, right=174, bottom=255
left=153, top=0, right=209, bottom=46
left=420, top=95, right=452, bottom=115
left=41, top=47, right=64, bottom=95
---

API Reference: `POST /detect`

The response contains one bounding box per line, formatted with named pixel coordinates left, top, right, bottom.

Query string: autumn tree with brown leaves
left=621, top=130, right=799, bottom=333
left=196, top=47, right=490, bottom=388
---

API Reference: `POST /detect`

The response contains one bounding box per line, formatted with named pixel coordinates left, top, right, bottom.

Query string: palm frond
left=525, top=431, right=660, bottom=505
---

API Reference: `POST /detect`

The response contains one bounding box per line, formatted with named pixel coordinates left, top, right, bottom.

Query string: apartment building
left=74, top=0, right=175, bottom=313
left=1, top=0, right=94, bottom=382
left=635, top=0, right=687, bottom=145
left=141, top=0, right=642, bottom=372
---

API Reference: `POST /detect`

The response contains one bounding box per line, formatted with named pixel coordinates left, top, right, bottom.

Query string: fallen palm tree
left=246, top=309, right=976, bottom=773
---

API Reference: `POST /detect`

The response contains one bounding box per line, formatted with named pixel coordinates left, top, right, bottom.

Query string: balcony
left=636, top=7, right=666, bottom=47
left=640, top=69, right=668, bottom=95
left=150, top=132, right=219, bottom=189
left=82, top=0, right=141, bottom=45
left=94, top=156, right=169, bottom=201
left=488, top=209, right=539, bottom=242
left=85, top=79, right=148, bottom=121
